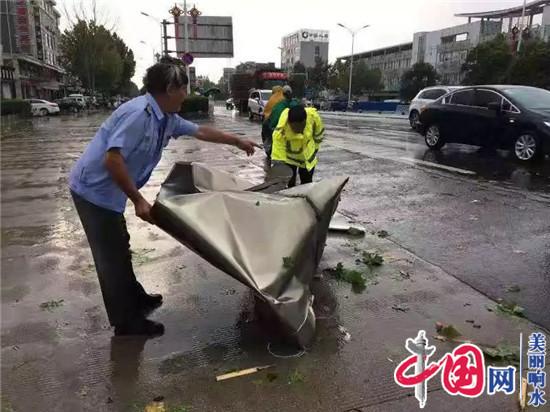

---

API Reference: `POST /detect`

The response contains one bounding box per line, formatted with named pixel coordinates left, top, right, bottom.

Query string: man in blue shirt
left=69, top=62, right=259, bottom=336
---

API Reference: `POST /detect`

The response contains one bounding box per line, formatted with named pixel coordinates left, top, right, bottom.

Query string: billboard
left=175, top=16, right=233, bottom=58
left=15, top=0, right=32, bottom=54
left=299, top=29, right=329, bottom=43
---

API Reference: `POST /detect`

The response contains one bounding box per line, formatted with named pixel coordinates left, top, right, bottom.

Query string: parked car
left=248, top=89, right=272, bottom=120
left=226, top=98, right=234, bottom=110
left=68, top=94, right=88, bottom=107
left=419, top=85, right=550, bottom=162
left=328, top=97, right=349, bottom=112
left=26, top=99, right=60, bottom=116
left=409, top=86, right=462, bottom=130
left=57, top=96, right=86, bottom=112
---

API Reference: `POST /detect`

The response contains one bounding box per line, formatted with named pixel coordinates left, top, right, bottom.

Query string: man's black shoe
left=114, top=318, right=165, bottom=336
left=138, top=293, right=163, bottom=314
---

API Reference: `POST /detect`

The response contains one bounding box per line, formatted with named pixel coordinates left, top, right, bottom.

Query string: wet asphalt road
left=1, top=108, right=549, bottom=411
left=217, top=108, right=550, bottom=329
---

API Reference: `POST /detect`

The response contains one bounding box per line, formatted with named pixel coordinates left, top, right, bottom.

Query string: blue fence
left=326, top=101, right=409, bottom=114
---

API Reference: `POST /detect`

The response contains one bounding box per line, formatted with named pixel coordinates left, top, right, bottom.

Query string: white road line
left=399, top=157, right=476, bottom=175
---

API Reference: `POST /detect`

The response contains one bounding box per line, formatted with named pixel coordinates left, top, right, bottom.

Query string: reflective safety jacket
left=271, top=107, right=325, bottom=171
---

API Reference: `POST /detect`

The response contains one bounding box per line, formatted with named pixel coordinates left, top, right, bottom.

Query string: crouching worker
left=271, top=105, right=325, bottom=187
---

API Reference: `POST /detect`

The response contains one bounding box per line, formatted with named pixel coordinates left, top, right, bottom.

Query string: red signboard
left=260, top=72, right=288, bottom=80
left=15, top=0, right=31, bottom=54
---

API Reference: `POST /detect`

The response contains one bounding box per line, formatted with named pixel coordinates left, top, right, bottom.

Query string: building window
left=315, top=46, right=320, bottom=56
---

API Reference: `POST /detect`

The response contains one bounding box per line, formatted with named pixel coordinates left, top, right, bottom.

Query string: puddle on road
left=412, top=146, right=550, bottom=193
left=1, top=225, right=53, bottom=246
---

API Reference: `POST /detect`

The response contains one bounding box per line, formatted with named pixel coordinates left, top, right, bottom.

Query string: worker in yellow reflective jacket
left=271, top=105, right=325, bottom=187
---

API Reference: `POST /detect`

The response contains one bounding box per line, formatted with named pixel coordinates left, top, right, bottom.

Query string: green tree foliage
left=307, top=57, right=330, bottom=94
left=510, top=39, right=550, bottom=89
left=399, top=62, right=440, bottom=101
left=328, top=59, right=383, bottom=95
left=461, top=34, right=513, bottom=85
left=60, top=20, right=136, bottom=96
left=328, top=60, right=347, bottom=91
left=289, top=73, right=306, bottom=98
left=352, top=60, right=383, bottom=93
left=292, top=61, right=307, bottom=74
left=461, top=35, right=550, bottom=88
left=112, top=33, right=136, bottom=95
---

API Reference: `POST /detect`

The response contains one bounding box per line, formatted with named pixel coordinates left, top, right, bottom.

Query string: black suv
left=419, top=85, right=550, bottom=161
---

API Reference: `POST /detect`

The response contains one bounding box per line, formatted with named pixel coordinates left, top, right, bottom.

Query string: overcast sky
left=57, top=0, right=524, bottom=87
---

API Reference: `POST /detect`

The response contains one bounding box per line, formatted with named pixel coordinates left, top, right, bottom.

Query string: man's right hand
left=134, top=197, right=154, bottom=224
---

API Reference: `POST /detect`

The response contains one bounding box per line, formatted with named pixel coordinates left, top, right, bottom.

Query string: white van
left=248, top=89, right=272, bottom=121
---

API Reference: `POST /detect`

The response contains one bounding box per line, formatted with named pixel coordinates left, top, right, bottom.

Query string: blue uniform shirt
left=69, top=93, right=199, bottom=213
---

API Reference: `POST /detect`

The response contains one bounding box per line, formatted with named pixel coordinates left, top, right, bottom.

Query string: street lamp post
left=337, top=23, right=369, bottom=110
left=140, top=40, right=158, bottom=62
left=140, top=11, right=164, bottom=56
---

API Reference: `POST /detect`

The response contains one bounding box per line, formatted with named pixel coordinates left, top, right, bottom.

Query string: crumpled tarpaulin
left=152, top=162, right=348, bottom=347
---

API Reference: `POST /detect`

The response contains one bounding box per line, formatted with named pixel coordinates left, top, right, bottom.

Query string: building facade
left=337, top=43, right=412, bottom=92
left=336, top=1, right=550, bottom=92
left=1, top=0, right=64, bottom=100
left=412, top=20, right=502, bottom=85
left=281, top=29, right=329, bottom=70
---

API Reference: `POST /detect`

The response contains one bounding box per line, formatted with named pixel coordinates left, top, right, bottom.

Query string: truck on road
left=230, top=64, right=287, bottom=115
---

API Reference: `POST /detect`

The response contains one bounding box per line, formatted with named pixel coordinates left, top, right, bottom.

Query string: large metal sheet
left=152, top=162, right=348, bottom=347
left=176, top=16, right=233, bottom=58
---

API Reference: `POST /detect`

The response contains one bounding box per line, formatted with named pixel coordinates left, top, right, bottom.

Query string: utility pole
left=338, top=23, right=369, bottom=110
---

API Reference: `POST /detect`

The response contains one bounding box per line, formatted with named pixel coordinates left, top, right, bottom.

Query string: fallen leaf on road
left=435, top=322, right=461, bottom=340
left=362, top=251, right=384, bottom=267
left=513, top=250, right=527, bottom=255
left=288, top=369, right=305, bottom=385
left=376, top=230, right=390, bottom=238
left=495, top=301, right=525, bottom=318
left=465, top=320, right=475, bottom=323
left=506, top=285, right=521, bottom=293
left=392, top=304, right=410, bottom=312
left=479, top=343, right=519, bottom=365
left=266, top=372, right=278, bottom=382
left=39, top=299, right=64, bottom=312
left=327, top=263, right=367, bottom=293
left=144, top=397, right=165, bottom=412
left=77, top=386, right=89, bottom=397
left=346, top=227, right=365, bottom=236
left=399, top=270, right=411, bottom=280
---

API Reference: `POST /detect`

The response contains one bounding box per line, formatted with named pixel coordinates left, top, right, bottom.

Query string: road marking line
left=399, top=157, right=476, bottom=175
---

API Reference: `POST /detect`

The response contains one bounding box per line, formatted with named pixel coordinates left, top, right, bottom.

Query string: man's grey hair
left=143, top=63, right=189, bottom=95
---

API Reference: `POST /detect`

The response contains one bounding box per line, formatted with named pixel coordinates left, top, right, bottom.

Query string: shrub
left=1, top=99, right=31, bottom=116
left=180, top=95, right=209, bottom=114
